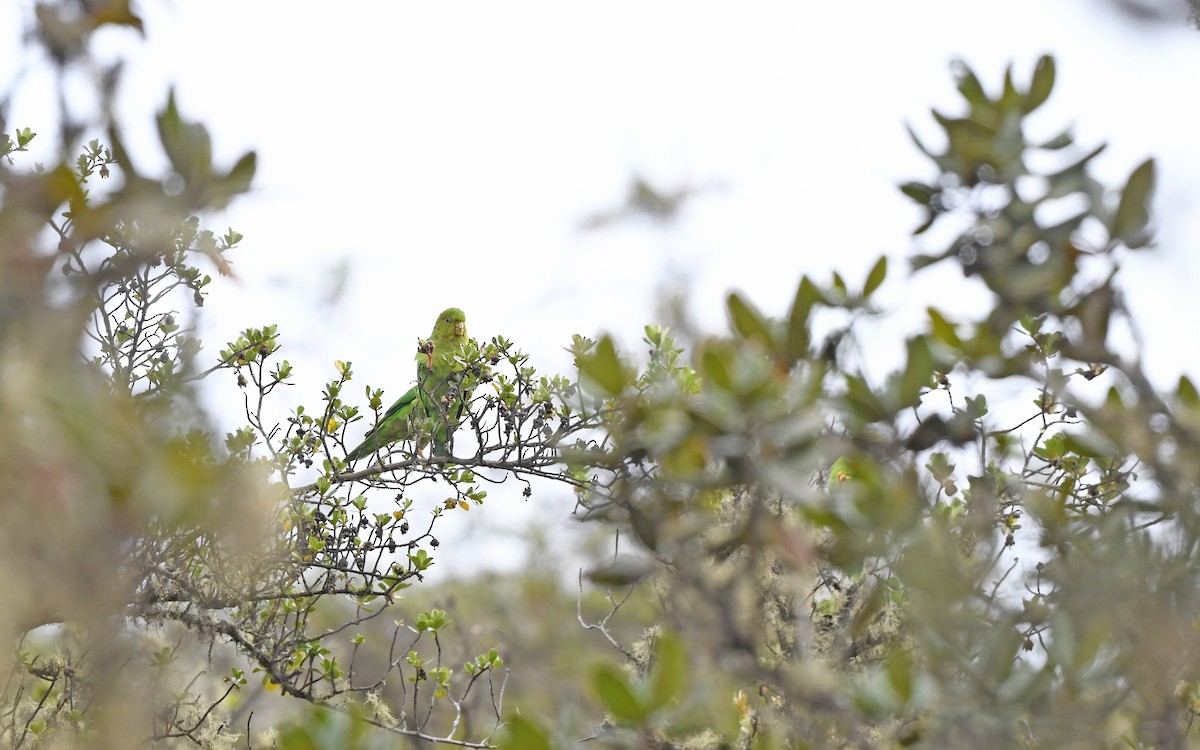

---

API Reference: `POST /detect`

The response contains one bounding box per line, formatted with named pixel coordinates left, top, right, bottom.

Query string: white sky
left=4, top=1, right=1200, bottom=576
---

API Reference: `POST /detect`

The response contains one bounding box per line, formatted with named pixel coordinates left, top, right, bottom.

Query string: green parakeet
left=829, top=456, right=858, bottom=483
left=829, top=455, right=876, bottom=485
left=345, top=307, right=469, bottom=464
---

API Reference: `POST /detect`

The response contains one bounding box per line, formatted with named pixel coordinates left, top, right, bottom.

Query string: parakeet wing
left=344, top=386, right=420, bottom=462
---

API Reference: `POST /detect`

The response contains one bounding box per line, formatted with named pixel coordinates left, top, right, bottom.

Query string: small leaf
left=496, top=716, right=553, bottom=750
left=1075, top=284, right=1114, bottom=352
left=926, top=452, right=956, bottom=481
left=862, top=256, right=888, bottom=297
left=953, top=60, right=988, bottom=107
left=831, top=271, right=847, bottom=296
left=1062, top=431, right=1114, bottom=459
left=965, top=394, right=989, bottom=419
left=927, top=307, right=961, bottom=347
left=1179, top=375, right=1199, bottom=408
left=906, top=123, right=937, bottom=159
left=1024, top=55, right=1055, bottom=113
left=212, top=151, right=257, bottom=207
left=850, top=581, right=888, bottom=639
left=699, top=344, right=734, bottom=392
left=911, top=212, right=937, bottom=236
left=910, top=248, right=954, bottom=271
left=897, top=336, right=934, bottom=407
left=91, top=0, right=145, bottom=33
left=156, top=89, right=213, bottom=185
left=1038, top=128, right=1074, bottom=150
left=999, top=64, right=1022, bottom=112
left=843, top=374, right=890, bottom=423
left=1111, top=157, right=1155, bottom=248
left=647, top=632, right=686, bottom=712
left=591, top=665, right=646, bottom=723
left=899, top=181, right=936, bottom=206
left=785, top=276, right=821, bottom=358
left=888, top=648, right=912, bottom=705
left=726, top=292, right=773, bottom=346
left=585, top=557, right=653, bottom=586
left=577, top=335, right=629, bottom=396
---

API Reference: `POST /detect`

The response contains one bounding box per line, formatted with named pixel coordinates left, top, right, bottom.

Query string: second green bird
left=345, top=307, right=469, bottom=463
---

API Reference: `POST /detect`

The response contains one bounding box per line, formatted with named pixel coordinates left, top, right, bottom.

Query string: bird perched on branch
left=345, top=307, right=468, bottom=463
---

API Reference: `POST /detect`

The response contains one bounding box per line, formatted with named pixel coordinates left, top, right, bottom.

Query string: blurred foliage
left=5, top=3, right=1200, bottom=750
left=535, top=53, right=1200, bottom=750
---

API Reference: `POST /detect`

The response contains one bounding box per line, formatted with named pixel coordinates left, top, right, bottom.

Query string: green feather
left=345, top=308, right=468, bottom=464
left=830, top=456, right=855, bottom=483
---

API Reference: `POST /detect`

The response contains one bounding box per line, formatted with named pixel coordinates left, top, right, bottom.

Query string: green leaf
left=496, top=716, right=554, bottom=750
left=1179, top=375, right=1199, bottom=408
left=591, top=664, right=646, bottom=723
left=1111, top=157, right=1155, bottom=248
left=927, top=307, right=961, bottom=347
left=90, top=0, right=144, bottom=32
left=416, top=609, right=450, bottom=632
left=831, top=271, right=848, bottom=297
left=953, top=60, right=988, bottom=107
left=647, top=631, right=686, bottom=712
left=850, top=581, right=888, bottom=639
left=897, top=335, right=934, bottom=407
left=899, top=181, right=936, bottom=206
left=911, top=212, right=937, bottom=236
left=926, top=452, right=956, bottom=481
left=577, top=335, right=629, bottom=396
left=1075, top=284, right=1114, bottom=352
left=999, top=64, right=1023, bottom=112
left=1037, top=128, right=1074, bottom=150
left=844, top=375, right=890, bottom=423
left=1062, top=431, right=1114, bottom=459
left=699, top=344, right=734, bottom=392
left=1024, top=55, right=1055, bottom=113
left=585, top=558, right=653, bottom=586
left=905, top=123, right=937, bottom=159
left=1036, top=432, right=1067, bottom=460
left=862, top=255, right=888, bottom=297
left=964, top=394, right=989, bottom=419
left=786, top=276, right=821, bottom=358
left=214, top=150, right=257, bottom=206
left=726, top=292, right=773, bottom=346
left=156, top=89, right=213, bottom=185
left=1104, top=385, right=1123, bottom=410
left=884, top=646, right=915, bottom=704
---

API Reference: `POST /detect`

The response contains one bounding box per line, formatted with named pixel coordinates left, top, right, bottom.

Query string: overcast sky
left=4, top=1, right=1200, bottom=575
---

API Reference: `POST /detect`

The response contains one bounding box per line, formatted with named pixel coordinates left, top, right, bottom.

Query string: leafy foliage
left=521, top=54, right=1196, bottom=750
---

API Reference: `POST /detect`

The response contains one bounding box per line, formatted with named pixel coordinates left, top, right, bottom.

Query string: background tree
left=1, top=4, right=608, bottom=747
left=518, top=54, right=1198, bottom=750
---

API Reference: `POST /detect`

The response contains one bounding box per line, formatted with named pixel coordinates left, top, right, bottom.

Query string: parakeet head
left=829, top=456, right=856, bottom=483
left=432, top=308, right=467, bottom=340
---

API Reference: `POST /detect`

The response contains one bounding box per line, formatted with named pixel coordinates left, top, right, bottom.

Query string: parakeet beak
left=454, top=322, right=465, bottom=337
